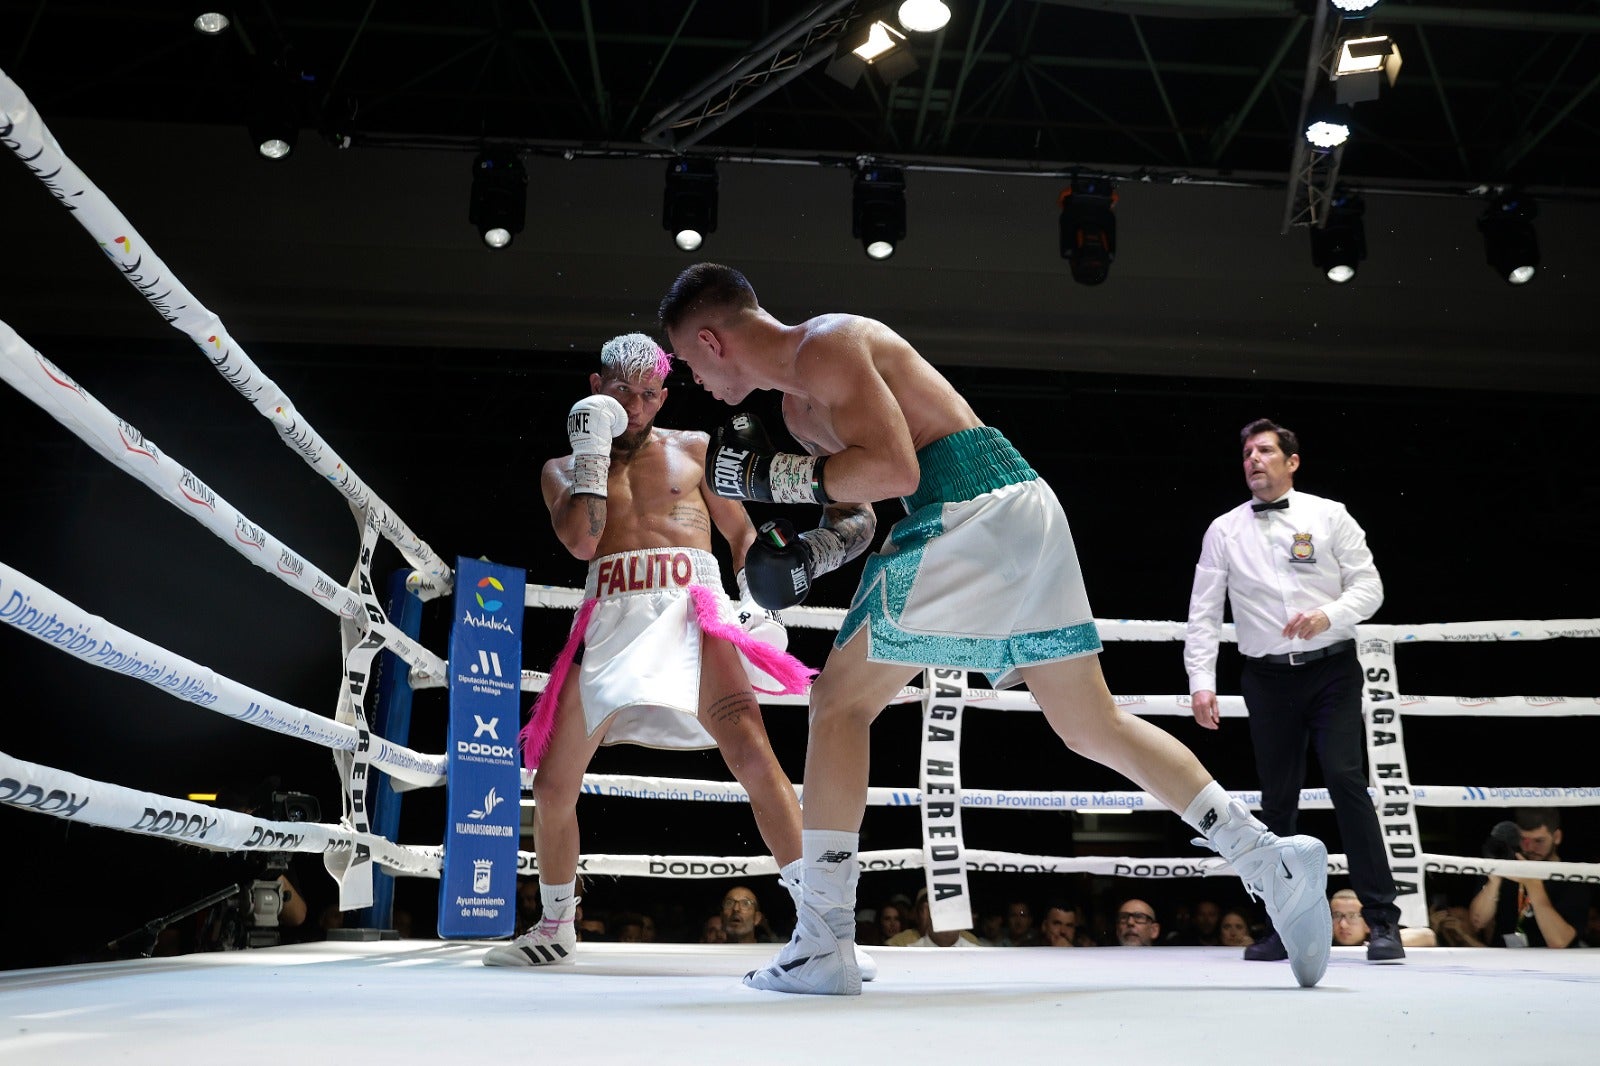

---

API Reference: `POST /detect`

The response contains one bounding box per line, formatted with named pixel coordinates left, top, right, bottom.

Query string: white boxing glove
left=735, top=568, right=789, bottom=651
left=567, top=394, right=628, bottom=497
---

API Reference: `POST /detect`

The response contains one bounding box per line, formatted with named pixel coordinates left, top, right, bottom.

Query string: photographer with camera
left=1468, top=808, right=1588, bottom=948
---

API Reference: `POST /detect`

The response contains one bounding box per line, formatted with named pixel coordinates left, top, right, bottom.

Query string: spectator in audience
left=1115, top=899, right=1161, bottom=946
left=1219, top=908, right=1255, bottom=947
left=1331, top=888, right=1435, bottom=950
left=1469, top=808, right=1588, bottom=948
left=700, top=914, right=728, bottom=944
left=1167, top=898, right=1223, bottom=945
left=997, top=900, right=1040, bottom=947
left=1041, top=903, right=1079, bottom=947
left=885, top=888, right=982, bottom=947
left=1428, top=901, right=1486, bottom=948
left=721, top=885, right=776, bottom=944
left=613, top=912, right=647, bottom=943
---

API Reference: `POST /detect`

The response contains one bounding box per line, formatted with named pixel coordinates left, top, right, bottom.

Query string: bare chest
left=781, top=394, right=845, bottom=455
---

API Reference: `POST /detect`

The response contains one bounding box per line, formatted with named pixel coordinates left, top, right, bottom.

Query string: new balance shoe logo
left=1200, top=808, right=1218, bottom=833
left=816, top=850, right=853, bottom=864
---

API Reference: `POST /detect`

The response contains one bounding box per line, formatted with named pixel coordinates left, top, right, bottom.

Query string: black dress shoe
left=1366, top=921, right=1406, bottom=961
left=1244, top=930, right=1288, bottom=961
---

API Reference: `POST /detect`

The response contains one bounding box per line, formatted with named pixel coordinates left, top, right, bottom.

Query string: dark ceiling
left=7, top=0, right=1600, bottom=192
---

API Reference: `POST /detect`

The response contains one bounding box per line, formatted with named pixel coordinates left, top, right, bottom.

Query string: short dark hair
left=658, top=262, right=757, bottom=332
left=1515, top=807, right=1561, bottom=833
left=1240, top=417, right=1300, bottom=459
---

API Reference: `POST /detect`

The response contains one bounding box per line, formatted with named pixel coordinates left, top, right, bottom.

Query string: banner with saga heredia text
left=437, top=557, right=525, bottom=938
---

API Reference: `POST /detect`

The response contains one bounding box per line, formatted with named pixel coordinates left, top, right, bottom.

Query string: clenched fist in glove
left=567, top=394, right=629, bottom=497
left=743, top=517, right=850, bottom=610
left=708, top=413, right=833, bottom=505
left=734, top=567, right=788, bottom=650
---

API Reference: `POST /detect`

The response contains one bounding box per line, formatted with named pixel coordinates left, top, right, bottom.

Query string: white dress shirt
left=1184, top=488, right=1383, bottom=693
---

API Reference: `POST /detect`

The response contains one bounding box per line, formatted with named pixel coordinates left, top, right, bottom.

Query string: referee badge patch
left=1291, top=531, right=1316, bottom=563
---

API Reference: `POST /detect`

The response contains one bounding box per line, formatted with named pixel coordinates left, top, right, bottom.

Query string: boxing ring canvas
left=3, top=940, right=1597, bottom=1065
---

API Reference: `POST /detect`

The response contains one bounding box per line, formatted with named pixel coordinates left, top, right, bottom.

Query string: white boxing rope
left=520, top=774, right=1600, bottom=813
left=0, top=69, right=452, bottom=596
left=0, top=560, right=446, bottom=789
left=0, top=323, right=443, bottom=682
left=0, top=750, right=439, bottom=878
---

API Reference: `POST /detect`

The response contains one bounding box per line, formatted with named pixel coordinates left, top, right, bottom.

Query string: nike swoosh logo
left=780, top=956, right=815, bottom=972
left=1280, top=860, right=1293, bottom=880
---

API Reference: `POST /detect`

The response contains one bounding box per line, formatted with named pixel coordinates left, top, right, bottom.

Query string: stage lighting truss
left=662, top=158, right=719, bottom=252
left=1058, top=175, right=1118, bottom=286
left=469, top=152, right=527, bottom=249
left=852, top=164, right=906, bottom=260
left=1310, top=191, right=1366, bottom=283
left=1478, top=190, right=1540, bottom=285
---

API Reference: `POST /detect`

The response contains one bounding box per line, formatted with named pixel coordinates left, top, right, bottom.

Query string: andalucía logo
left=476, top=576, right=505, bottom=612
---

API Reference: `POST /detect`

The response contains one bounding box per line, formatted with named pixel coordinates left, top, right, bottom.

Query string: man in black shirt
left=1468, top=808, right=1589, bottom=948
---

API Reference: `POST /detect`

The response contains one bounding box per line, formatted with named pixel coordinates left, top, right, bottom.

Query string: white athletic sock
left=1182, top=781, right=1266, bottom=862
left=802, top=830, right=859, bottom=938
left=539, top=880, right=578, bottom=921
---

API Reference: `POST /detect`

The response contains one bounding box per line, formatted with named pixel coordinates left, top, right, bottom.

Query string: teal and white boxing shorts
left=836, top=426, right=1102, bottom=686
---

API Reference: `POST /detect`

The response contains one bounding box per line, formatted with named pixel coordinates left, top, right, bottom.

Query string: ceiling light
left=827, top=15, right=920, bottom=88
left=1309, top=193, right=1366, bottom=283
left=1305, top=119, right=1350, bottom=149
left=469, top=152, right=527, bottom=249
left=1478, top=191, right=1539, bottom=285
left=1334, top=35, right=1401, bottom=103
left=193, top=12, right=230, bottom=35
left=1058, top=175, right=1118, bottom=286
left=853, top=165, right=906, bottom=261
left=663, top=157, right=719, bottom=252
left=897, top=1, right=952, bottom=34
left=1330, top=1, right=1382, bottom=13
left=853, top=20, right=906, bottom=61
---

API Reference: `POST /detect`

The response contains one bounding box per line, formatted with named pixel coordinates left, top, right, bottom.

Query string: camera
left=1482, top=820, right=1522, bottom=861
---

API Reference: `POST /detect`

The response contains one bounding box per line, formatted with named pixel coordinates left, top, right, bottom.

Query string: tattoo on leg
left=707, top=691, right=756, bottom=726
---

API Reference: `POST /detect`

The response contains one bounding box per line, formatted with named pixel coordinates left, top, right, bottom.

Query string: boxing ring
left=4, top=64, right=1600, bottom=1064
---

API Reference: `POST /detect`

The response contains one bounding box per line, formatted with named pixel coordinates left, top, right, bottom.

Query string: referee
left=1183, top=418, right=1402, bottom=962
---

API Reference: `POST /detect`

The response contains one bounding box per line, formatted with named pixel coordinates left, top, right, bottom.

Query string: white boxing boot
left=778, top=859, right=877, bottom=981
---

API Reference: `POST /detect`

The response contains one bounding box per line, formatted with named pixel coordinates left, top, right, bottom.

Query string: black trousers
left=1241, top=649, right=1400, bottom=926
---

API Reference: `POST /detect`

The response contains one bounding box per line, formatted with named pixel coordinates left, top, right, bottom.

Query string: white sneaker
left=777, top=861, right=876, bottom=982
left=744, top=898, right=862, bottom=996
left=1227, top=832, right=1331, bottom=988
left=482, top=914, right=577, bottom=968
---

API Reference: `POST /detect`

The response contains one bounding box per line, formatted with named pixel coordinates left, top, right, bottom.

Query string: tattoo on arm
left=670, top=503, right=712, bottom=535
left=820, top=503, right=876, bottom=565
left=584, top=496, right=606, bottom=537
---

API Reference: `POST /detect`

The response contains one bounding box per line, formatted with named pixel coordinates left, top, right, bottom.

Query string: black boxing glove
left=708, top=413, right=833, bottom=505
left=743, top=518, right=849, bottom=610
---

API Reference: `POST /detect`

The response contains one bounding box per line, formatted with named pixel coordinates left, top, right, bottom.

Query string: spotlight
left=1333, top=34, right=1401, bottom=104
left=192, top=12, right=230, bottom=34
left=1304, top=100, right=1353, bottom=149
left=852, top=165, right=906, bottom=260
left=826, top=13, right=919, bottom=88
left=1058, top=175, right=1118, bottom=286
left=469, top=152, right=527, bottom=249
left=1330, top=0, right=1382, bottom=13
left=662, top=158, right=718, bottom=252
left=1478, top=191, right=1539, bottom=285
left=1309, top=192, right=1365, bottom=283
left=247, top=63, right=301, bottom=160
left=897, top=1, right=952, bottom=33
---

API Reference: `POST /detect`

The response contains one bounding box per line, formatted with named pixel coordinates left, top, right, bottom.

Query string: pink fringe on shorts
left=687, top=585, right=816, bottom=696
left=519, top=597, right=598, bottom=770
left=518, top=587, right=815, bottom=769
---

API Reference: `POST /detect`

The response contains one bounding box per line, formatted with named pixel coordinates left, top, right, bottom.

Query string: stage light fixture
left=469, top=152, right=527, bottom=249
left=662, top=158, right=719, bottom=252
left=1330, top=0, right=1382, bottom=13
left=1478, top=191, right=1539, bottom=285
left=1309, top=192, right=1366, bottom=283
left=193, top=12, right=229, bottom=34
left=898, top=1, right=952, bottom=33
left=1334, top=34, right=1401, bottom=104
left=852, top=165, right=906, bottom=260
left=247, top=65, right=300, bottom=160
left=1058, top=176, right=1118, bottom=286
left=827, top=12, right=919, bottom=88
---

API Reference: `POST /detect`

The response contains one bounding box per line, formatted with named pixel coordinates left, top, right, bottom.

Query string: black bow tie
left=1251, top=498, right=1289, bottom=513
